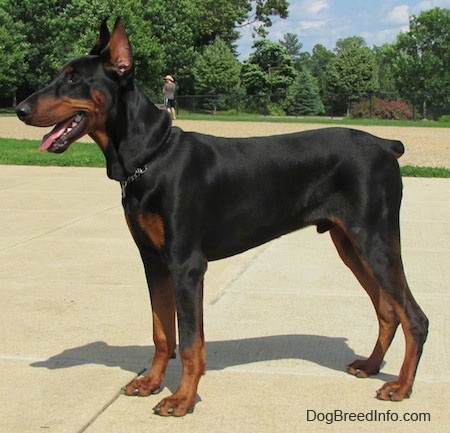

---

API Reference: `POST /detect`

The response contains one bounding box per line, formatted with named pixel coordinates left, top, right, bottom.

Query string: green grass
left=400, top=165, right=450, bottom=178
left=0, top=138, right=105, bottom=167
left=1, top=137, right=449, bottom=177
left=177, top=110, right=450, bottom=128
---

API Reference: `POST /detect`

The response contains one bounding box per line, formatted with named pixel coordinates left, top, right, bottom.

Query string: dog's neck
left=99, top=83, right=172, bottom=182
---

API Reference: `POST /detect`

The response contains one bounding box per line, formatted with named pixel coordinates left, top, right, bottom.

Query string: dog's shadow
left=30, top=335, right=394, bottom=384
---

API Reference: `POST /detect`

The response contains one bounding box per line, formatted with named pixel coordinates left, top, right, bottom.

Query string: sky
left=236, top=0, right=450, bottom=59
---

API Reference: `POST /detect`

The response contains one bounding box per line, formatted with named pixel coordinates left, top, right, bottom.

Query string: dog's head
left=16, top=18, right=133, bottom=153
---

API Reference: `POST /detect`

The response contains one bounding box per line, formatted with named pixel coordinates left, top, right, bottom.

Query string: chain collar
left=119, top=128, right=173, bottom=199
left=120, top=165, right=149, bottom=198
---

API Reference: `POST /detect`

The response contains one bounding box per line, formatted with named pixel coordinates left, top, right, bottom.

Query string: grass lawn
left=0, top=138, right=105, bottom=167
left=177, top=111, right=450, bottom=128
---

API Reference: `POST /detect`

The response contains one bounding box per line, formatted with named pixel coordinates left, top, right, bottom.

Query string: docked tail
left=379, top=139, right=405, bottom=159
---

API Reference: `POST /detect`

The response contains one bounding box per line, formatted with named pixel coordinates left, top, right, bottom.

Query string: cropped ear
left=90, top=19, right=110, bottom=55
left=102, top=17, right=134, bottom=79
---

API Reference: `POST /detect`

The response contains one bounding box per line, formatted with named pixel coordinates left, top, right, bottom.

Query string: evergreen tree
left=280, top=33, right=302, bottom=58
left=192, top=37, right=241, bottom=95
left=284, top=69, right=324, bottom=116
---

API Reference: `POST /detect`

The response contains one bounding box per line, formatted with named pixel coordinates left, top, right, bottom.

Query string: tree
left=183, top=0, right=290, bottom=43
left=310, top=44, right=335, bottom=111
left=392, top=7, right=450, bottom=118
left=239, top=0, right=289, bottom=37
left=242, top=39, right=296, bottom=95
left=192, top=37, right=241, bottom=95
left=240, top=62, right=269, bottom=95
left=2, top=0, right=69, bottom=92
left=0, top=4, right=29, bottom=104
left=373, top=44, right=398, bottom=95
left=325, top=36, right=379, bottom=115
left=191, top=37, right=242, bottom=113
left=280, top=32, right=311, bottom=72
left=280, top=33, right=302, bottom=58
left=284, top=69, right=324, bottom=116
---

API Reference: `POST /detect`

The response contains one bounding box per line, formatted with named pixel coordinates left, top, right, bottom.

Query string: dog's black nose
left=16, top=101, right=32, bottom=121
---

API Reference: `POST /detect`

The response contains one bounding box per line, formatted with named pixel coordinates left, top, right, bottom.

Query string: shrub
left=267, top=102, right=286, bottom=116
left=351, top=98, right=413, bottom=120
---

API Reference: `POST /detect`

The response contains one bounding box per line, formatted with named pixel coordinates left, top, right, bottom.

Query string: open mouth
left=39, top=113, right=88, bottom=153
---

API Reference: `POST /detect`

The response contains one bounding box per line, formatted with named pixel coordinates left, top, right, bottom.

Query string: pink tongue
left=39, top=117, right=75, bottom=152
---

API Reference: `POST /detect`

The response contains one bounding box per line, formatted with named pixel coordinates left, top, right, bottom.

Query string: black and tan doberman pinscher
left=16, top=19, right=428, bottom=416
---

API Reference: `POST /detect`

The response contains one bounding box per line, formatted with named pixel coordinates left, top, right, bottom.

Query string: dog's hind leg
left=330, top=221, right=428, bottom=400
left=330, top=224, right=400, bottom=378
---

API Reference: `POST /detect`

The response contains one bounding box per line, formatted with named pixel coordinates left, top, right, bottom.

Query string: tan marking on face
left=88, top=89, right=108, bottom=150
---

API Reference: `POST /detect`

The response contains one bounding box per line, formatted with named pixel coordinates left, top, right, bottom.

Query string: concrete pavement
left=0, top=165, right=448, bottom=432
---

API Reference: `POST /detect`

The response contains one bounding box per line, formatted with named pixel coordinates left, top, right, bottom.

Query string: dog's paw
left=376, top=382, right=412, bottom=401
left=122, top=377, right=162, bottom=397
left=346, top=359, right=380, bottom=378
left=153, top=394, right=196, bottom=417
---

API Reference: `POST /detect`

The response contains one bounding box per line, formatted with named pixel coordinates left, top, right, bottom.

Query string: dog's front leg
left=124, top=256, right=177, bottom=397
left=153, top=257, right=207, bottom=416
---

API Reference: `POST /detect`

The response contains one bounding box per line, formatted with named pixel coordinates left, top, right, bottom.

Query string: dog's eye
left=67, top=73, right=79, bottom=84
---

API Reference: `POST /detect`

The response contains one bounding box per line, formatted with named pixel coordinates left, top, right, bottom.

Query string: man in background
left=163, top=75, right=176, bottom=120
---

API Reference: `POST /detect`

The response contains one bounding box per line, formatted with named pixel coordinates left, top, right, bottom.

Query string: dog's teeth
left=75, top=114, right=82, bottom=122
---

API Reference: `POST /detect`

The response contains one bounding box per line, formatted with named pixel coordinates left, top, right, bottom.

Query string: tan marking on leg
left=138, top=213, right=165, bottom=249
